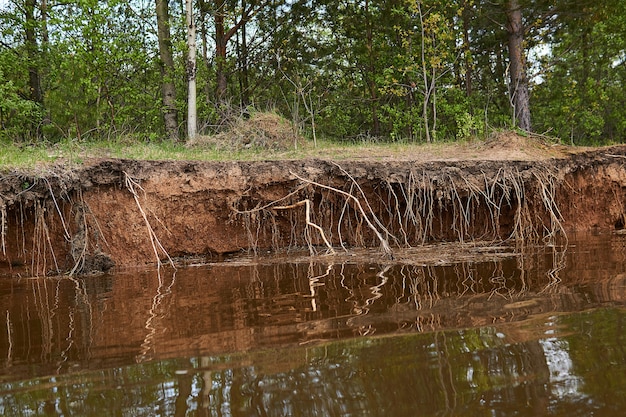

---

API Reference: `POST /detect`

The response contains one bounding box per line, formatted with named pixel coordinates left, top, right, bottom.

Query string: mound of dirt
left=475, top=130, right=572, bottom=160
left=188, top=112, right=300, bottom=151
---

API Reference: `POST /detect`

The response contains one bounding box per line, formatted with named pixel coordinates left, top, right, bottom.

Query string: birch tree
left=186, top=0, right=197, bottom=139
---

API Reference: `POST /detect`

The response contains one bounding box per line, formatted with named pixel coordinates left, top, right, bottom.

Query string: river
left=1, top=233, right=626, bottom=416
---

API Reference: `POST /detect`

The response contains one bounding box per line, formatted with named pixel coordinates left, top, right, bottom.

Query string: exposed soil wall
left=2, top=142, right=626, bottom=277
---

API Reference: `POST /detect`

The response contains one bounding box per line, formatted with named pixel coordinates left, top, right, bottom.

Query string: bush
left=0, top=70, right=42, bottom=141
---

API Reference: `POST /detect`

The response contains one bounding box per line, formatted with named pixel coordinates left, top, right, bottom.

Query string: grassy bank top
left=0, top=130, right=584, bottom=170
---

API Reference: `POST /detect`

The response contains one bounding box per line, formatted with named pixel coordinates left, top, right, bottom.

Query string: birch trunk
left=186, top=0, right=197, bottom=139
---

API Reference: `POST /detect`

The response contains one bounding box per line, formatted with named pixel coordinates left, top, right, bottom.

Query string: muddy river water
left=2, top=233, right=626, bottom=416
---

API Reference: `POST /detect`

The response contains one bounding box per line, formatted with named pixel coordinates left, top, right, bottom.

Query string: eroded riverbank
left=1, top=138, right=626, bottom=276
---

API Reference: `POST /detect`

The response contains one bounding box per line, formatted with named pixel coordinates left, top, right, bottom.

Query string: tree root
left=274, top=199, right=336, bottom=255
left=124, top=172, right=175, bottom=269
left=290, top=171, right=394, bottom=259
left=1, top=201, right=6, bottom=256
left=235, top=163, right=567, bottom=259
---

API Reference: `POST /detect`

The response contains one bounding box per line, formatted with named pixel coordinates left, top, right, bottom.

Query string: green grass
left=0, top=137, right=278, bottom=169
left=0, top=134, right=487, bottom=170
left=0, top=141, right=59, bottom=168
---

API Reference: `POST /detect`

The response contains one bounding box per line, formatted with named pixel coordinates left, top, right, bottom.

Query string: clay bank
left=2, top=137, right=626, bottom=277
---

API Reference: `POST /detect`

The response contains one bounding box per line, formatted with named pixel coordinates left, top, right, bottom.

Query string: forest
left=0, top=0, right=625, bottom=145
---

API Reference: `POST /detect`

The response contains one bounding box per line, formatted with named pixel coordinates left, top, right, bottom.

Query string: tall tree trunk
left=238, top=0, right=250, bottom=109
left=156, top=0, right=179, bottom=141
left=186, top=0, right=198, bottom=139
left=505, top=0, right=531, bottom=132
left=214, top=0, right=228, bottom=102
left=40, top=0, right=48, bottom=48
left=197, top=0, right=214, bottom=110
left=213, top=1, right=267, bottom=107
left=24, top=0, right=42, bottom=104
left=418, top=2, right=431, bottom=142
left=40, top=0, right=52, bottom=127
left=198, top=0, right=210, bottom=65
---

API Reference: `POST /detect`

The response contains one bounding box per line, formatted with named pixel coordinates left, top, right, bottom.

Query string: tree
left=505, top=0, right=531, bottom=131
left=24, top=0, right=42, bottom=105
left=460, top=0, right=473, bottom=98
left=235, top=0, right=250, bottom=108
left=415, top=1, right=457, bottom=142
left=298, top=0, right=386, bottom=139
left=186, top=0, right=198, bottom=139
left=1, top=0, right=624, bottom=144
left=532, top=0, right=626, bottom=143
left=156, top=0, right=179, bottom=141
left=209, top=0, right=274, bottom=105
left=0, top=67, right=41, bottom=140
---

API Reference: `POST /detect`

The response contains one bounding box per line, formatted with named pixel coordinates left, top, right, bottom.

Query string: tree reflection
left=2, top=235, right=626, bottom=415
left=1, top=308, right=626, bottom=416
left=193, top=312, right=625, bottom=417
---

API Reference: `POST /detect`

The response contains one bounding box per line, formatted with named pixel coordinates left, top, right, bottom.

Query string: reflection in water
left=1, top=234, right=626, bottom=416
left=137, top=271, right=177, bottom=363
left=540, top=335, right=584, bottom=401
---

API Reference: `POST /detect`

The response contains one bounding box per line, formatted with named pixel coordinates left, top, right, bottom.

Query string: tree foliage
left=0, top=0, right=624, bottom=144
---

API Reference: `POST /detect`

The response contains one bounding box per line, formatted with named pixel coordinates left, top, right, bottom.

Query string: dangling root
left=68, top=198, right=88, bottom=276
left=532, top=170, right=566, bottom=243
left=331, top=162, right=399, bottom=246
left=290, top=171, right=394, bottom=259
left=234, top=185, right=309, bottom=254
left=1, top=201, right=6, bottom=256
left=32, top=201, right=60, bottom=275
left=124, top=172, right=175, bottom=269
left=43, top=178, right=71, bottom=243
left=274, top=199, right=336, bottom=255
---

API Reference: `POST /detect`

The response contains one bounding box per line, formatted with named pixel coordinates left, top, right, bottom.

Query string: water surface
left=1, top=234, right=626, bottom=416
